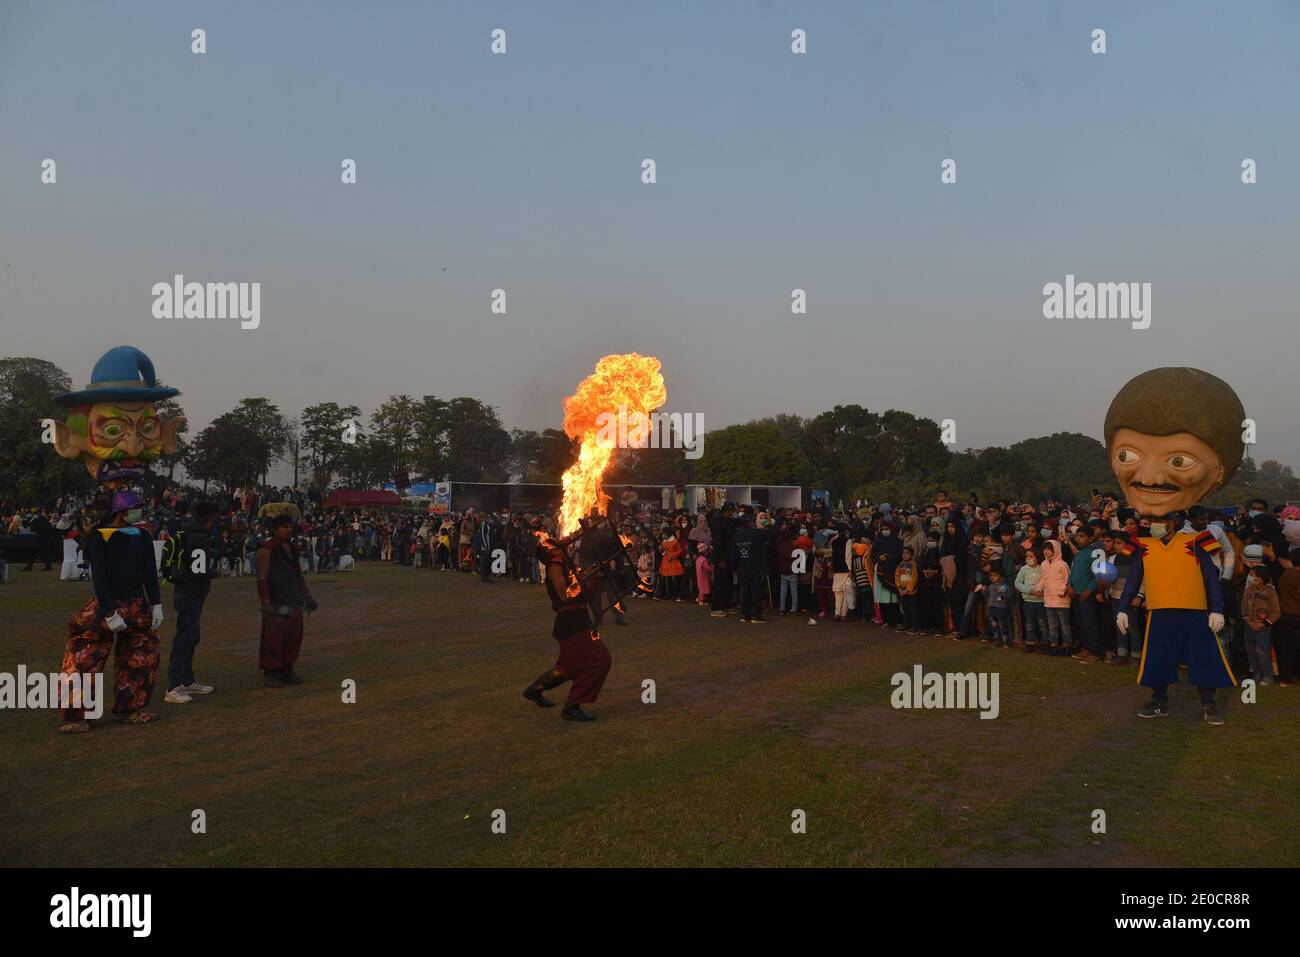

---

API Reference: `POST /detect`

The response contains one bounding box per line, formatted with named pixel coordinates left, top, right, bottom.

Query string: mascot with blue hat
left=51, top=345, right=184, bottom=489
left=53, top=346, right=181, bottom=733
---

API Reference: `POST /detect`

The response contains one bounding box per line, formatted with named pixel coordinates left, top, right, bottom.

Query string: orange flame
left=559, top=353, right=667, bottom=536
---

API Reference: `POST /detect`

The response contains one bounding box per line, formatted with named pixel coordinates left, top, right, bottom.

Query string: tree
left=229, top=397, right=291, bottom=486
left=1006, top=432, right=1113, bottom=503
left=693, top=421, right=806, bottom=485
left=440, top=397, right=512, bottom=482
left=0, top=357, right=94, bottom=505
left=184, top=413, right=258, bottom=490
left=300, top=402, right=363, bottom=490
left=370, top=395, right=421, bottom=482
left=149, top=381, right=188, bottom=485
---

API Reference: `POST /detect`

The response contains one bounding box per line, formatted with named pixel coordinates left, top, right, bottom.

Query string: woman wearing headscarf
left=940, top=518, right=969, bottom=636
left=872, top=520, right=904, bottom=627
left=688, top=514, right=711, bottom=553
left=904, top=513, right=927, bottom=565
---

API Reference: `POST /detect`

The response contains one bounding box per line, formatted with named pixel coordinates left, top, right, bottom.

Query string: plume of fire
left=558, top=353, right=667, bottom=536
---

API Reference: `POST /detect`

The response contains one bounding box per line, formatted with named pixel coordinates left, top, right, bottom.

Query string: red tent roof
left=324, top=490, right=401, bottom=508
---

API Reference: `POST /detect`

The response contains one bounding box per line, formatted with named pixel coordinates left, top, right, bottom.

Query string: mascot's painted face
left=1109, top=427, right=1226, bottom=517
left=54, top=402, right=182, bottom=487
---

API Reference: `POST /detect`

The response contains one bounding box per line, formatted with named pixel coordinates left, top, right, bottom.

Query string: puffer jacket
left=1036, top=539, right=1072, bottom=608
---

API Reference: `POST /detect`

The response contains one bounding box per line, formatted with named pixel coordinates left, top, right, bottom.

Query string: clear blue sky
left=2, top=1, right=1297, bottom=464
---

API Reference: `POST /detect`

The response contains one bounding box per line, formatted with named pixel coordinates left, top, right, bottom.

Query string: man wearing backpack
left=165, top=501, right=220, bottom=704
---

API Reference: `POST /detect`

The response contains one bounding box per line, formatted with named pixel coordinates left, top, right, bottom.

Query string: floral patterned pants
left=59, top=596, right=160, bottom=721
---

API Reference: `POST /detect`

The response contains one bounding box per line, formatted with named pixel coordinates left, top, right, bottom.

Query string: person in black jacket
left=165, top=501, right=221, bottom=703
left=708, top=504, right=736, bottom=617
left=731, top=513, right=772, bottom=623
left=24, top=511, right=55, bottom=570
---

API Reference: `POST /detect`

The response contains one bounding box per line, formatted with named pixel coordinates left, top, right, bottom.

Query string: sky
left=2, top=0, right=1298, bottom=469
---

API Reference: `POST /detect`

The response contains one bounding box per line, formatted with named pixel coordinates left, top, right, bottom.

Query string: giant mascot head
left=52, top=346, right=184, bottom=489
left=1104, top=367, right=1244, bottom=517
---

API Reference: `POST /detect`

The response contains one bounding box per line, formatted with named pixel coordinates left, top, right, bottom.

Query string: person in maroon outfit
left=522, top=537, right=612, bottom=722
left=256, top=514, right=318, bottom=687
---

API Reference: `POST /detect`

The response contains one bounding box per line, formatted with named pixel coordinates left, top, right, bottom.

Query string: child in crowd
left=636, top=546, right=654, bottom=598
left=694, top=543, right=713, bottom=607
left=851, top=537, right=873, bottom=622
left=1036, top=539, right=1073, bottom=655
left=986, top=567, right=1012, bottom=647
left=813, top=547, right=833, bottom=619
left=896, top=546, right=919, bottom=634
left=1014, top=548, right=1045, bottom=651
left=1241, top=562, right=1279, bottom=685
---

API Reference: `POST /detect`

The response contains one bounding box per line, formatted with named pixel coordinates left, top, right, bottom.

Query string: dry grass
left=1, top=563, right=1296, bottom=866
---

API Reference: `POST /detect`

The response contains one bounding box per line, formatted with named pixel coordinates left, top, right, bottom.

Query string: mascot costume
left=51, top=346, right=184, bottom=733
left=1105, top=367, right=1242, bottom=725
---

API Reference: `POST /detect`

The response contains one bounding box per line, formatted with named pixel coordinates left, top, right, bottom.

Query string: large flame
left=558, top=353, right=667, bottom=535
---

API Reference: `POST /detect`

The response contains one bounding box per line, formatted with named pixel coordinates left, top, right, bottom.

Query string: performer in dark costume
left=256, top=510, right=318, bottom=688
left=522, top=536, right=612, bottom=722
left=57, top=490, right=163, bottom=732
left=577, top=515, right=627, bottom=629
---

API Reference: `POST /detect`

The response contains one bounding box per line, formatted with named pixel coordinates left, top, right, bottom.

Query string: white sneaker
left=165, top=688, right=193, bottom=704
left=181, top=682, right=214, bottom=695
left=807, top=618, right=818, bottom=626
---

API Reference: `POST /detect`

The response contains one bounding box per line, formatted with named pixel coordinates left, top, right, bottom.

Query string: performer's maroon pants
left=555, top=629, right=611, bottom=704
left=259, top=609, right=304, bottom=670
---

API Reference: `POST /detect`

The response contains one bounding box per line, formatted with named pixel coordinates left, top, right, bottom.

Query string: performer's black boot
left=281, top=665, right=303, bottom=685
left=263, top=669, right=285, bottom=688
left=523, top=669, right=565, bottom=708
left=1199, top=686, right=1224, bottom=725
left=562, top=703, right=597, bottom=722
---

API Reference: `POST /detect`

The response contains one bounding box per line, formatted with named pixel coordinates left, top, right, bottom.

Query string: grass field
left=2, top=562, right=1297, bottom=867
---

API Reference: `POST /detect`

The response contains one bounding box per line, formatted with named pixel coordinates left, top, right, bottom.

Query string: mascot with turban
left=51, top=346, right=184, bottom=733
left=1105, top=368, right=1243, bottom=725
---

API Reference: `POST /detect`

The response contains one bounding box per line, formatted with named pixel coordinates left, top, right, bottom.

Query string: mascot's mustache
left=90, top=446, right=161, bottom=461
left=1129, top=480, right=1180, bottom=493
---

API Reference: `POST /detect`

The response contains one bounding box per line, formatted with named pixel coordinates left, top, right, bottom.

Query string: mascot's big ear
left=160, top=416, right=185, bottom=455
left=51, top=420, right=84, bottom=460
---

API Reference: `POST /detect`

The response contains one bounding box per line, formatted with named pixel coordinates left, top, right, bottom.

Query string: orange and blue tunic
left=1118, top=531, right=1235, bottom=688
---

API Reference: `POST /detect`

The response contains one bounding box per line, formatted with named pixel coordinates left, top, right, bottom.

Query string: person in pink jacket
left=694, top=543, right=713, bottom=607
left=1035, top=539, right=1073, bottom=655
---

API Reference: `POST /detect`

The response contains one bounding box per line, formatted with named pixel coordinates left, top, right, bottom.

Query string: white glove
left=1116, top=612, right=1129, bottom=636
left=1208, top=612, right=1224, bottom=634
left=104, top=612, right=128, bottom=633
left=151, top=604, right=164, bottom=629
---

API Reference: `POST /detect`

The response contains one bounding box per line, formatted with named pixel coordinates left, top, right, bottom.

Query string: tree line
left=3, top=355, right=1297, bottom=510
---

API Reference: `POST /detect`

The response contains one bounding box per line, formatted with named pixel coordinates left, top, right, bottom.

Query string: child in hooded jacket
left=1036, top=539, right=1073, bottom=655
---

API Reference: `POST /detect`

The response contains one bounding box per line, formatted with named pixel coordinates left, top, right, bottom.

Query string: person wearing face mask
left=872, top=521, right=904, bottom=628
left=56, top=490, right=165, bottom=733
